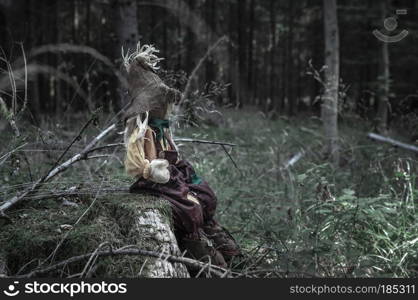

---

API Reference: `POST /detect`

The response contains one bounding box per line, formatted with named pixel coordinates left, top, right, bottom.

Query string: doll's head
left=122, top=42, right=181, bottom=123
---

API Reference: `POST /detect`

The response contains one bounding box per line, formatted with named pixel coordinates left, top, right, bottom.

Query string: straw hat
left=122, top=43, right=182, bottom=122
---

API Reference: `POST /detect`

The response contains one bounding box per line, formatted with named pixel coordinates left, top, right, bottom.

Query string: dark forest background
left=1, top=0, right=418, bottom=278
left=1, top=0, right=418, bottom=126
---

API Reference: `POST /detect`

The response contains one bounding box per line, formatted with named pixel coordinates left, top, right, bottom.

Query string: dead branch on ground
left=16, top=246, right=231, bottom=279
left=368, top=133, right=418, bottom=153
left=0, top=124, right=116, bottom=216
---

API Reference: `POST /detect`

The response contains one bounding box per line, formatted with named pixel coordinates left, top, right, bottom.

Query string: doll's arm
left=148, top=159, right=170, bottom=183
left=124, top=127, right=151, bottom=178
left=124, top=127, right=170, bottom=183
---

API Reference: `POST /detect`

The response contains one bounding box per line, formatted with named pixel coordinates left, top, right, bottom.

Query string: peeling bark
left=135, top=209, right=190, bottom=278
left=0, top=195, right=189, bottom=278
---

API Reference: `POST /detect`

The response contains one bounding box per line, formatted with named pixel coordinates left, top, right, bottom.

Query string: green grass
left=0, top=194, right=172, bottom=277
left=1, top=108, right=417, bottom=277
left=176, top=108, right=418, bottom=277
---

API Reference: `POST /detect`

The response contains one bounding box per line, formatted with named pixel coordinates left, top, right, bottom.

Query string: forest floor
left=179, top=108, right=418, bottom=277
left=1, top=108, right=417, bottom=277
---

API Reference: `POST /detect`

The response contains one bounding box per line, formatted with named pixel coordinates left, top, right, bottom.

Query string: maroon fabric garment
left=129, top=148, right=218, bottom=240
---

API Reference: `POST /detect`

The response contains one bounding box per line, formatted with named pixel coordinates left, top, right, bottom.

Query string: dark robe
left=129, top=129, right=217, bottom=240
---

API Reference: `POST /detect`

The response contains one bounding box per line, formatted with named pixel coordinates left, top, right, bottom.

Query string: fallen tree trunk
left=367, top=133, right=418, bottom=153
left=134, top=209, right=190, bottom=278
left=0, top=194, right=191, bottom=278
left=281, top=150, right=305, bottom=170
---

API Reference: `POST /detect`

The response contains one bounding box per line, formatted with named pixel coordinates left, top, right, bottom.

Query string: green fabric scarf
left=191, top=173, right=202, bottom=185
left=149, top=117, right=203, bottom=185
left=149, top=118, right=170, bottom=148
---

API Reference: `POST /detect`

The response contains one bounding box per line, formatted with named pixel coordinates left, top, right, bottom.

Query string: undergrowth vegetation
left=1, top=108, right=417, bottom=277
left=178, top=109, right=418, bottom=277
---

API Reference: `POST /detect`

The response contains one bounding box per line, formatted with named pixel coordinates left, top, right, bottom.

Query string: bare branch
left=0, top=143, right=27, bottom=167
left=0, top=124, right=116, bottom=215
left=221, top=144, right=242, bottom=175
left=368, top=133, right=418, bottom=153
left=88, top=138, right=237, bottom=151
left=182, top=36, right=228, bottom=103
left=175, top=138, right=236, bottom=147
left=16, top=246, right=230, bottom=278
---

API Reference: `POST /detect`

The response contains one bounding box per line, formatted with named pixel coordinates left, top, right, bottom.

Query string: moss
left=0, top=193, right=172, bottom=277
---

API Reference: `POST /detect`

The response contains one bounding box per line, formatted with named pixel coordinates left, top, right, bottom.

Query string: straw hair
left=122, top=42, right=164, bottom=73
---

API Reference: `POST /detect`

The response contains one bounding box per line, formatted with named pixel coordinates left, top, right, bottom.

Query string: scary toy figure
left=122, top=43, right=241, bottom=268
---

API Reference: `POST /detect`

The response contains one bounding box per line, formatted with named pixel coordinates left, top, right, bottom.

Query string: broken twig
left=281, top=150, right=305, bottom=170
left=221, top=144, right=242, bottom=175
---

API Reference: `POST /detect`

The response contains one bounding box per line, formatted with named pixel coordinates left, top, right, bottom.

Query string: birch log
left=135, top=209, right=189, bottom=278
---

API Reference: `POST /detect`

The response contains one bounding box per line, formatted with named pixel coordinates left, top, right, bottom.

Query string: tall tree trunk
left=71, top=0, right=78, bottom=44
left=116, top=0, right=139, bottom=51
left=0, top=252, right=6, bottom=277
left=86, top=0, right=91, bottom=46
left=162, top=7, right=168, bottom=63
left=228, top=1, right=237, bottom=104
left=143, top=0, right=231, bottom=102
left=205, top=0, right=216, bottom=85
left=114, top=0, right=139, bottom=110
left=0, top=0, right=9, bottom=109
left=175, top=0, right=182, bottom=69
left=185, top=0, right=196, bottom=74
left=286, top=0, right=295, bottom=116
left=237, top=0, right=247, bottom=107
left=247, top=0, right=255, bottom=105
left=149, top=3, right=156, bottom=43
left=55, top=0, right=63, bottom=115
left=376, top=0, right=390, bottom=134
left=268, top=0, right=276, bottom=114
left=322, top=0, right=340, bottom=165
